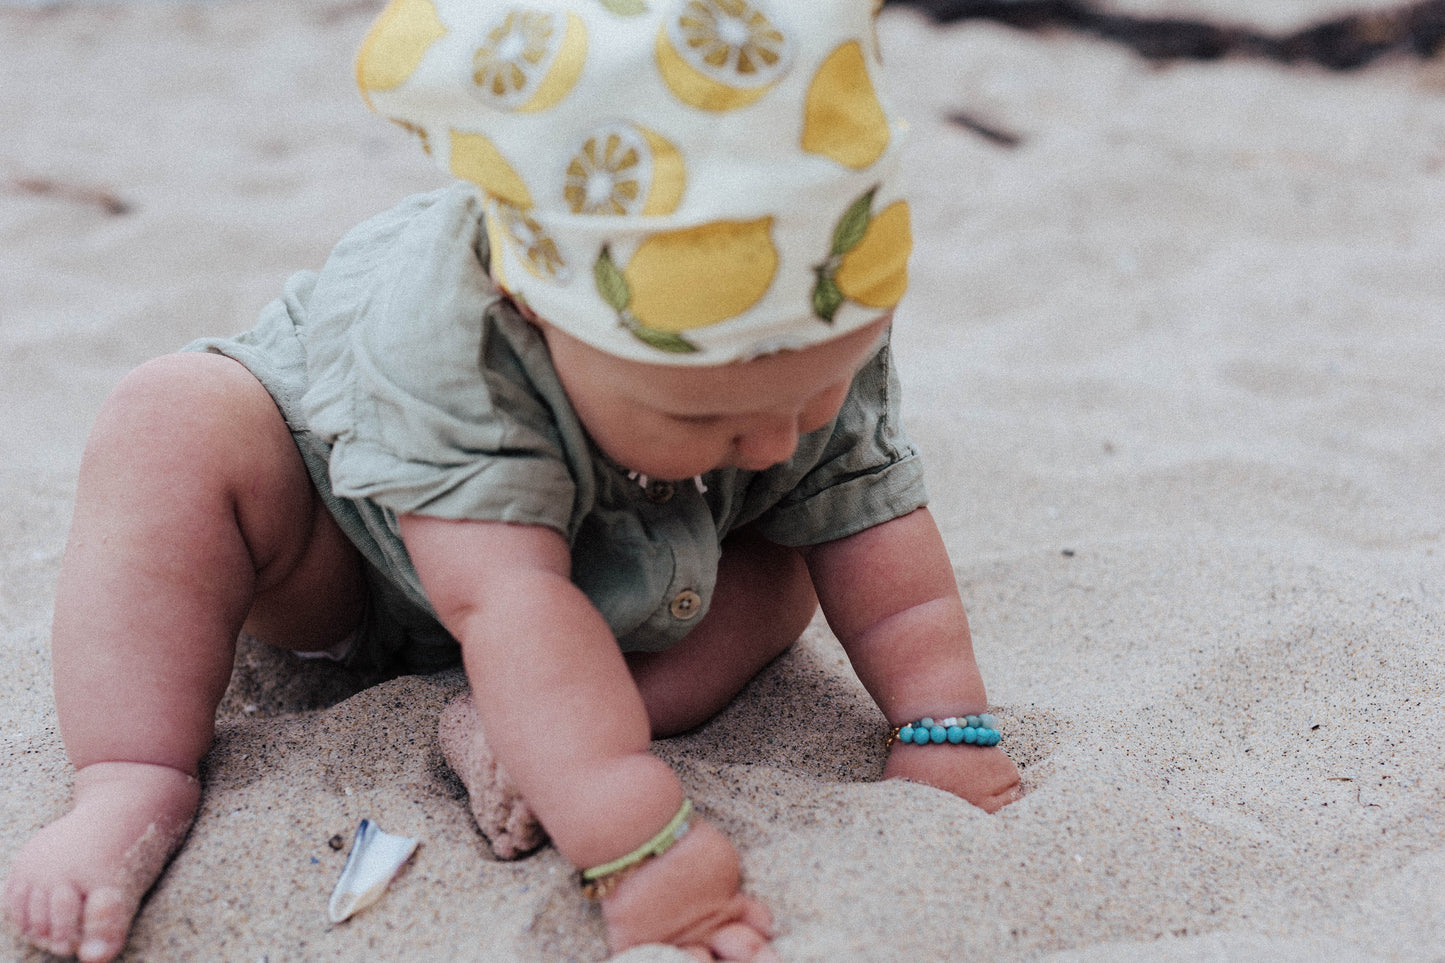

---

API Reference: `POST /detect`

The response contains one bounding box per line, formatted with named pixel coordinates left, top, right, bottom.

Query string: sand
left=2, top=0, right=1442, bottom=959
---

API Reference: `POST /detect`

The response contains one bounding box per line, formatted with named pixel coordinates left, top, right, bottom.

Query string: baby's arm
left=400, top=516, right=774, bottom=959
left=802, top=507, right=1021, bottom=811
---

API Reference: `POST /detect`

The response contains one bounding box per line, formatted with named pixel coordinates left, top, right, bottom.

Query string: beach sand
left=2, top=1, right=1442, bottom=959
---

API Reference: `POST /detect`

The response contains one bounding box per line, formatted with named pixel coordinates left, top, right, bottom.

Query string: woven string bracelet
left=579, top=798, right=693, bottom=900
left=887, top=715, right=1002, bottom=749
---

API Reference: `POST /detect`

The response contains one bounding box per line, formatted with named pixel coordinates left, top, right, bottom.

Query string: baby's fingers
left=706, top=920, right=778, bottom=962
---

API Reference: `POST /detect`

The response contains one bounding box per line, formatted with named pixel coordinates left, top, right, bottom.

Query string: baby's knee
left=99, top=353, right=258, bottom=432
left=87, top=353, right=281, bottom=465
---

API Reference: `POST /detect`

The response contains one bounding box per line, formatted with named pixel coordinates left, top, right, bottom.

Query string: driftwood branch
left=886, top=0, right=1445, bottom=69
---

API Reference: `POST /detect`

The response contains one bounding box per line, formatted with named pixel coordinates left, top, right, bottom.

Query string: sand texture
left=2, top=0, right=1442, bottom=959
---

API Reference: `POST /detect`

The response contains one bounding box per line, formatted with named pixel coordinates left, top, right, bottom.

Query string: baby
left=4, top=0, right=1021, bottom=960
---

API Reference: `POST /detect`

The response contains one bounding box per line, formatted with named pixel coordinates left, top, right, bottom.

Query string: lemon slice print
left=450, top=130, right=534, bottom=208
left=470, top=10, right=587, bottom=113
left=389, top=118, right=433, bottom=155
left=656, top=0, right=792, bottom=112
left=355, top=0, right=448, bottom=109
left=595, top=218, right=778, bottom=353
left=813, top=187, right=911, bottom=321
left=564, top=123, right=685, bottom=217
left=495, top=202, right=570, bottom=281
left=802, top=41, right=890, bottom=170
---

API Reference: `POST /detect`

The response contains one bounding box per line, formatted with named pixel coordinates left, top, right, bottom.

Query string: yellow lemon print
left=470, top=10, right=587, bottom=113
left=450, top=129, right=533, bottom=208
left=495, top=202, right=569, bottom=281
left=564, top=123, right=685, bottom=217
left=813, top=188, right=910, bottom=321
left=802, top=41, right=890, bottom=170
left=656, top=0, right=792, bottom=112
left=594, top=219, right=778, bottom=353
left=836, top=200, right=910, bottom=308
left=355, top=0, right=448, bottom=108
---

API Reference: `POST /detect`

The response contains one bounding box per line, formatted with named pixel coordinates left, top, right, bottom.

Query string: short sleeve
left=300, top=185, right=582, bottom=535
left=750, top=337, right=929, bottom=547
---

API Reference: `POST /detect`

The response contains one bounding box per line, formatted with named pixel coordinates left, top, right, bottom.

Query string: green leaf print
left=831, top=186, right=877, bottom=257
left=599, top=0, right=648, bottom=15
left=631, top=325, right=699, bottom=353
left=812, top=273, right=845, bottom=323
left=594, top=246, right=631, bottom=312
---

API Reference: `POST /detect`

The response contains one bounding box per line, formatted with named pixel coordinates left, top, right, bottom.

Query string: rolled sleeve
left=753, top=339, right=929, bottom=547
left=301, top=184, right=577, bottom=536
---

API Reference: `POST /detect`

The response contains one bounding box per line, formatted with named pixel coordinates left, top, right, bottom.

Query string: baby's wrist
left=600, top=812, right=736, bottom=903
left=887, top=714, right=1002, bottom=750
left=579, top=797, right=694, bottom=900
left=599, top=814, right=751, bottom=951
left=540, top=752, right=684, bottom=872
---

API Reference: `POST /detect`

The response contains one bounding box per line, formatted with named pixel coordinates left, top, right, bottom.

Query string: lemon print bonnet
left=357, top=0, right=912, bottom=364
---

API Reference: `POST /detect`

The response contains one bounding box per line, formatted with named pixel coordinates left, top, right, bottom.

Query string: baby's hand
left=883, top=743, right=1022, bottom=813
left=600, top=816, right=777, bottom=962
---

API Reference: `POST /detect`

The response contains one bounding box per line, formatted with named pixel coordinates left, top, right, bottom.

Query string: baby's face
left=539, top=315, right=891, bottom=481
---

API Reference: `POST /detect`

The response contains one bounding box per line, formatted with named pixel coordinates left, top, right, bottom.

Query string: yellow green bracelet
left=579, top=798, right=693, bottom=900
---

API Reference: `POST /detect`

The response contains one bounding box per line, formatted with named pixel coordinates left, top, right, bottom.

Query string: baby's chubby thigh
left=54, top=351, right=365, bottom=769
left=626, top=527, right=817, bottom=738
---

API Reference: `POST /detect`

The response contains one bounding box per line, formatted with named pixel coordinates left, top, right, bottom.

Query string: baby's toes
left=45, top=884, right=84, bottom=956
left=2, top=875, right=29, bottom=936
left=75, top=887, right=133, bottom=963
left=23, top=884, right=61, bottom=953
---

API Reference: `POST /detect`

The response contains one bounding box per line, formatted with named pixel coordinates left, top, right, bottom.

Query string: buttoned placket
left=632, top=474, right=717, bottom=633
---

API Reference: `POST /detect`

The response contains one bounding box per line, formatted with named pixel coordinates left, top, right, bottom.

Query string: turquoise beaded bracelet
left=887, top=715, right=1001, bottom=749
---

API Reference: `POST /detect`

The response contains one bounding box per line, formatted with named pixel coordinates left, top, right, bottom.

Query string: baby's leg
left=4, top=353, right=366, bottom=962
left=628, top=526, right=817, bottom=737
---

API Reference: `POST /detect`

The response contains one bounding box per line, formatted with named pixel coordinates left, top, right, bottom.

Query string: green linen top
left=190, top=183, right=928, bottom=661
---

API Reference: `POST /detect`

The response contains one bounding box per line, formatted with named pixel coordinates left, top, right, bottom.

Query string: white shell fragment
left=327, top=820, right=420, bottom=923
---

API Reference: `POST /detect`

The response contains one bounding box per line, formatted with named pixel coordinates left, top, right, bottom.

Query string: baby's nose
left=732, top=417, right=800, bottom=470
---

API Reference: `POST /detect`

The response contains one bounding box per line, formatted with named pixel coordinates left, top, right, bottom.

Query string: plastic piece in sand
left=327, top=819, right=420, bottom=923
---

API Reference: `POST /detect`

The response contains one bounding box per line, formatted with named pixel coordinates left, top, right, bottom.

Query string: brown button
left=644, top=480, right=675, bottom=504
left=669, top=589, right=703, bottom=621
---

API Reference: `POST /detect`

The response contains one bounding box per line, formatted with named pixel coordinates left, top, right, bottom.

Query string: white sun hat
left=356, top=0, right=913, bottom=365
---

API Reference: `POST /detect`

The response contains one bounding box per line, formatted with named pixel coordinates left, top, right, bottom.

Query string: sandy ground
left=2, top=1, right=1442, bottom=960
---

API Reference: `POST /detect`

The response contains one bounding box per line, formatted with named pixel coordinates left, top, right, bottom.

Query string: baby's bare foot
left=438, top=692, right=546, bottom=859
left=3, top=762, right=198, bottom=962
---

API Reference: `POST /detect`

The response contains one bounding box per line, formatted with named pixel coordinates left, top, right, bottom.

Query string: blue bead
left=930, top=725, right=946, bottom=743
left=897, top=725, right=914, bottom=743
left=919, top=718, right=935, bottom=728
left=963, top=727, right=978, bottom=744
left=979, top=714, right=996, bottom=729
left=965, top=715, right=981, bottom=729
left=985, top=730, right=1000, bottom=746
left=947, top=726, right=965, bottom=744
